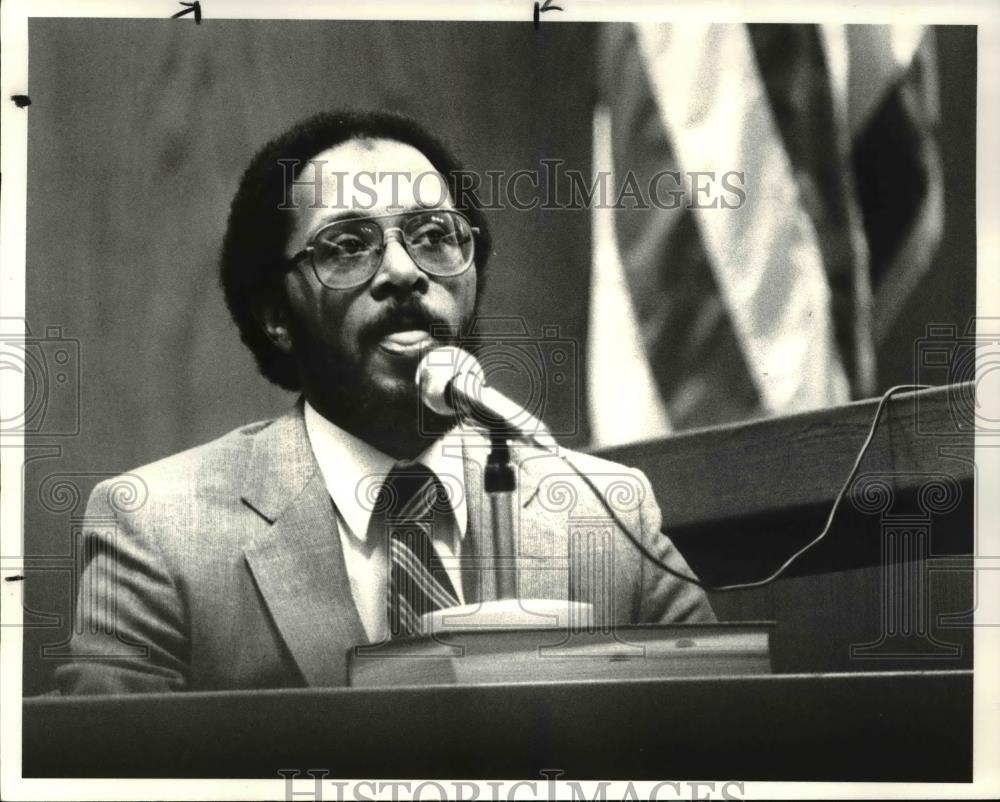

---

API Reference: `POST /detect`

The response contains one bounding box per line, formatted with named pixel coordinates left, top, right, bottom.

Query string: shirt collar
left=303, top=401, right=469, bottom=543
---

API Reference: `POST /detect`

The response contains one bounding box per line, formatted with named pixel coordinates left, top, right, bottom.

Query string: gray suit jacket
left=55, top=403, right=715, bottom=694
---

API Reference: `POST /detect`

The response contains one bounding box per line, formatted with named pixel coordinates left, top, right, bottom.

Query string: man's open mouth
left=378, top=329, right=436, bottom=355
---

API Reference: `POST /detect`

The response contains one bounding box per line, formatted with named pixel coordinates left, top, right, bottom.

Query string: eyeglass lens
left=311, top=210, right=474, bottom=288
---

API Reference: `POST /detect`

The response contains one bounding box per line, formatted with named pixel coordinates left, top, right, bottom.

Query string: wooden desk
left=595, top=384, right=976, bottom=674
left=23, top=670, right=971, bottom=781
left=596, top=383, right=974, bottom=541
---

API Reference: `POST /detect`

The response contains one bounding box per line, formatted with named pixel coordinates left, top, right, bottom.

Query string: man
left=56, top=110, right=715, bottom=695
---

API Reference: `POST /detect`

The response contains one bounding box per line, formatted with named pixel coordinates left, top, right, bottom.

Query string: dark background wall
left=20, top=21, right=975, bottom=695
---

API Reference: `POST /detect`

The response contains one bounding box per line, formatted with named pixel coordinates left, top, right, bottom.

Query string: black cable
left=604, top=384, right=931, bottom=593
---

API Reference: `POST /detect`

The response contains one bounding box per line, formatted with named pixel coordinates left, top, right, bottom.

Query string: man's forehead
left=313, top=137, right=437, bottom=174
left=285, top=137, right=455, bottom=248
left=290, top=137, right=447, bottom=211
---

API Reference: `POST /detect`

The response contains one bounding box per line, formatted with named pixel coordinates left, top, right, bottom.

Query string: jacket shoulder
left=517, top=441, right=649, bottom=490
left=87, top=416, right=280, bottom=515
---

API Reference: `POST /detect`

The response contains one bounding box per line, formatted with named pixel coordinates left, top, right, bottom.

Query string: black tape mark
left=11, top=95, right=31, bottom=108
left=171, top=1, right=202, bottom=24
left=533, top=0, right=563, bottom=30
left=5, top=575, right=25, bottom=582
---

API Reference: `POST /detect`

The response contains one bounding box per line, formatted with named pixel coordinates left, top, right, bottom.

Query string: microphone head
left=416, top=346, right=485, bottom=416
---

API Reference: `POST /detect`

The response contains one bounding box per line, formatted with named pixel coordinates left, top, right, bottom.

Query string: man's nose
left=370, top=236, right=428, bottom=297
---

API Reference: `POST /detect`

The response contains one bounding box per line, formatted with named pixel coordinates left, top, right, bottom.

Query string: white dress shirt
left=304, top=402, right=469, bottom=642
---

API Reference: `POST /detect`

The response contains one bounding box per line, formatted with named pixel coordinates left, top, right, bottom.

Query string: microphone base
left=420, top=599, right=594, bottom=633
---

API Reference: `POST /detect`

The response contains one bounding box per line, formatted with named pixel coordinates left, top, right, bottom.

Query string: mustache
left=361, top=301, right=458, bottom=344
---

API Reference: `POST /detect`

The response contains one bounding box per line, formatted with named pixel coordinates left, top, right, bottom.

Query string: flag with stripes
left=588, top=23, right=943, bottom=446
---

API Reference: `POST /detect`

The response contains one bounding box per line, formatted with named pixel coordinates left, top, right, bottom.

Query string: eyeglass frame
left=287, top=208, right=480, bottom=290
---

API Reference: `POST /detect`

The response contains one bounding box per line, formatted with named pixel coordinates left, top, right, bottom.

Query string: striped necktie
left=378, top=463, right=461, bottom=638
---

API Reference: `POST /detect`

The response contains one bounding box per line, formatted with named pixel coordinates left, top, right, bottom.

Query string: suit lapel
left=241, top=404, right=367, bottom=687
left=238, top=414, right=631, bottom=678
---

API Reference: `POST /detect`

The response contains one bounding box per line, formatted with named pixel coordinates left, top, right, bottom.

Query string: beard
left=289, top=299, right=474, bottom=454
left=323, top=350, right=457, bottom=442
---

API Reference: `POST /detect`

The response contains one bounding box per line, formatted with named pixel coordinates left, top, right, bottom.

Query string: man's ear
left=254, top=299, right=294, bottom=354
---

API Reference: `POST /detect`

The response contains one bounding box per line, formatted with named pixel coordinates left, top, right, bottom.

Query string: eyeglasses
left=289, top=209, right=479, bottom=290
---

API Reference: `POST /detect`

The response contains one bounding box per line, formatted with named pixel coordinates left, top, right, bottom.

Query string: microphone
left=417, top=346, right=556, bottom=450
